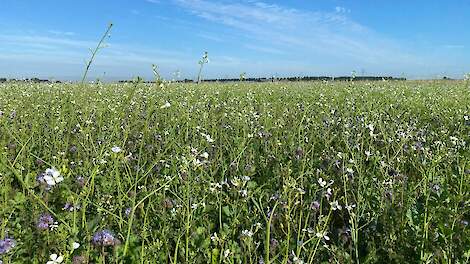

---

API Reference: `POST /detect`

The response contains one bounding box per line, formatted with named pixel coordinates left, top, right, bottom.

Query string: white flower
left=318, top=177, right=327, bottom=188
left=330, top=201, right=342, bottom=211
left=315, top=231, right=330, bottom=241
left=50, top=221, right=59, bottom=231
left=241, top=229, right=253, bottom=237
left=72, top=242, right=80, bottom=249
left=200, top=152, right=209, bottom=159
left=43, top=168, right=63, bottom=186
left=160, top=102, right=171, bottom=108
left=345, top=204, right=356, bottom=211
left=464, top=115, right=469, bottom=121
left=346, top=167, right=354, bottom=174
left=325, top=188, right=333, bottom=199
left=201, top=133, right=214, bottom=143
left=223, top=249, right=231, bottom=258
left=241, top=176, right=251, bottom=182
left=47, top=254, right=64, bottom=264
left=111, top=146, right=122, bottom=153
left=292, top=251, right=305, bottom=264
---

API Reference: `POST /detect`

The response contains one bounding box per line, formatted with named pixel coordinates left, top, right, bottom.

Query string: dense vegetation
left=0, top=80, right=469, bottom=263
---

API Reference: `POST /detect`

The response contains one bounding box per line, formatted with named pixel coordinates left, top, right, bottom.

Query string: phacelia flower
left=63, top=203, right=80, bottom=212
left=311, top=201, right=320, bottom=211
left=37, top=213, right=55, bottom=230
left=72, top=255, right=86, bottom=264
left=124, top=208, right=132, bottom=217
left=92, top=230, right=120, bottom=247
left=0, top=237, right=16, bottom=254
left=75, top=176, right=86, bottom=187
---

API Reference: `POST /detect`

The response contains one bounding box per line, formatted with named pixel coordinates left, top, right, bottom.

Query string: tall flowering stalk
left=197, top=51, right=209, bottom=84
left=81, top=23, right=113, bottom=84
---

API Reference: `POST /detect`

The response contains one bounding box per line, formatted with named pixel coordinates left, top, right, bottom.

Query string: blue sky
left=0, top=0, right=469, bottom=80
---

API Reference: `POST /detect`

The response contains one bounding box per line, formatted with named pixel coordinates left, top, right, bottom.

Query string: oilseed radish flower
left=318, top=178, right=327, bottom=187
left=72, top=242, right=80, bottom=249
left=111, top=146, right=122, bottom=153
left=241, top=230, right=253, bottom=238
left=160, top=102, right=171, bottom=108
left=46, top=254, right=64, bottom=264
left=43, top=168, right=63, bottom=186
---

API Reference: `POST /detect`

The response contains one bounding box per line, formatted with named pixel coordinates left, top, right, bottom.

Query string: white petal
left=56, top=256, right=64, bottom=263
left=55, top=176, right=64, bottom=183
left=52, top=170, right=60, bottom=177
left=50, top=254, right=58, bottom=260
left=47, top=261, right=54, bottom=264
left=44, top=176, right=56, bottom=185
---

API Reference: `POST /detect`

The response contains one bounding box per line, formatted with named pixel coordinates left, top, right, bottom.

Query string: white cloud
left=335, top=6, right=350, bottom=14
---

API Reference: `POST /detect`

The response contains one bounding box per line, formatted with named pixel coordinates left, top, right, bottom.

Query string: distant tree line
left=119, top=76, right=406, bottom=84
left=0, top=76, right=408, bottom=84
left=0, top=78, right=62, bottom=83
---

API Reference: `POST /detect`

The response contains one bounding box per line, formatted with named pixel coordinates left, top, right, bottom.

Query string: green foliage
left=0, top=80, right=469, bottom=263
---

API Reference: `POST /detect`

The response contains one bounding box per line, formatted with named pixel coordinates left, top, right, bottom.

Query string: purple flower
left=92, top=230, right=120, bottom=247
left=72, top=255, right=86, bottom=264
left=36, top=173, right=46, bottom=185
left=311, top=201, right=320, bottom=211
left=37, top=213, right=54, bottom=230
left=0, top=237, right=16, bottom=254
left=124, top=208, right=132, bottom=217
left=63, top=203, right=80, bottom=212
left=75, top=176, right=86, bottom=187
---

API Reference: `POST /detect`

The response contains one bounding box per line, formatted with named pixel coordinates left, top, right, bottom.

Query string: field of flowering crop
left=0, top=80, right=469, bottom=263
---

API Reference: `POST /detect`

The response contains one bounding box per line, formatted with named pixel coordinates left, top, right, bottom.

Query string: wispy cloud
left=196, top=33, right=225, bottom=42
left=0, top=33, right=194, bottom=80
left=443, top=44, right=465, bottom=49
left=243, top=44, right=285, bottom=55
left=173, top=0, right=424, bottom=75
left=48, top=30, right=76, bottom=36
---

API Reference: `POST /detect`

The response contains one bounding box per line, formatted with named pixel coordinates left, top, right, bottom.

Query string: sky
left=0, top=0, right=469, bottom=81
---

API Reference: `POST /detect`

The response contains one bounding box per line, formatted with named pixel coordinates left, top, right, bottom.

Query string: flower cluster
left=92, top=230, right=120, bottom=247
left=0, top=237, right=16, bottom=254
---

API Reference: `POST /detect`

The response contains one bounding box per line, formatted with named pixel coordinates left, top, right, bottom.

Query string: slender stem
left=81, top=23, right=113, bottom=84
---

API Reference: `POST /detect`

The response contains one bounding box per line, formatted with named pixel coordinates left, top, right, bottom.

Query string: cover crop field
left=0, top=80, right=469, bottom=263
